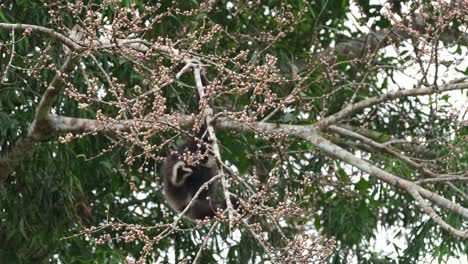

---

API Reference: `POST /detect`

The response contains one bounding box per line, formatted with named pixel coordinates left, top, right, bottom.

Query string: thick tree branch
left=338, top=124, right=438, bottom=159
left=328, top=21, right=468, bottom=63
left=0, top=26, right=83, bottom=182
left=6, top=113, right=467, bottom=236
left=329, top=125, right=468, bottom=201
left=0, top=55, right=78, bottom=181
left=214, top=120, right=468, bottom=228
left=0, top=138, right=34, bottom=182
left=51, top=115, right=148, bottom=133
left=0, top=23, right=79, bottom=50
left=408, top=187, right=467, bottom=238
left=36, top=115, right=192, bottom=134
left=34, top=55, right=77, bottom=121
left=316, top=79, right=468, bottom=128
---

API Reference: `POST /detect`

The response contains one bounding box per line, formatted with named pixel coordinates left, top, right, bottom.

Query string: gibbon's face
left=171, top=160, right=193, bottom=186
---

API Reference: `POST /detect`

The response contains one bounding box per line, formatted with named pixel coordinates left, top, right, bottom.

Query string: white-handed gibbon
left=161, top=73, right=239, bottom=220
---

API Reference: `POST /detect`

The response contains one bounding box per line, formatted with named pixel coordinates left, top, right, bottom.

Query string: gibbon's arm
left=184, top=196, right=241, bottom=220
left=185, top=199, right=227, bottom=220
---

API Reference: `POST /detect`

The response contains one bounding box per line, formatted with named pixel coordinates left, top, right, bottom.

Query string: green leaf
left=355, top=178, right=371, bottom=193
left=441, top=94, right=450, bottom=102
left=19, top=218, right=28, bottom=239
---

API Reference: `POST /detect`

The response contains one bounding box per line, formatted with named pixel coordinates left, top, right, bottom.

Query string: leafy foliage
left=0, top=0, right=467, bottom=263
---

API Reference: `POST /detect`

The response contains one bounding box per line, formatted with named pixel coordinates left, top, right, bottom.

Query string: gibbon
left=162, top=72, right=238, bottom=220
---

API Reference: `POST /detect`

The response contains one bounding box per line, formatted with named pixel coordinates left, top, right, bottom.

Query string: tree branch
left=326, top=14, right=468, bottom=63
left=0, top=23, right=79, bottom=50
left=34, top=55, right=76, bottom=121
left=0, top=26, right=83, bottom=182
left=328, top=125, right=468, bottom=201
left=416, top=176, right=468, bottom=184
left=408, top=187, right=467, bottom=238
left=5, top=113, right=467, bottom=236
left=191, top=59, right=237, bottom=224
left=316, top=79, right=468, bottom=128
left=338, top=124, right=437, bottom=159
left=214, top=120, right=468, bottom=220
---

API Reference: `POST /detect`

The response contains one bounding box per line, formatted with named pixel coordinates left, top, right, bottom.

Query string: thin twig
left=241, top=220, right=276, bottom=261
left=416, top=176, right=468, bottom=184
left=2, top=29, right=15, bottom=82
left=193, top=221, right=219, bottom=264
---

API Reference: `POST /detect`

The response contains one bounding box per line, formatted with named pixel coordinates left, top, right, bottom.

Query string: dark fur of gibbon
left=161, top=73, right=239, bottom=220
left=161, top=129, right=230, bottom=220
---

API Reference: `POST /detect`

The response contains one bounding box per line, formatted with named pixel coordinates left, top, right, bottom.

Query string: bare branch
left=317, top=80, right=468, bottom=128
left=408, top=187, right=467, bottom=238
left=416, top=176, right=468, bottom=184
left=214, top=120, right=468, bottom=219
left=326, top=14, right=468, bottom=63
left=0, top=26, right=83, bottom=182
left=329, top=125, right=468, bottom=201
left=1, top=29, right=15, bottom=83
left=34, top=55, right=77, bottom=122
left=0, top=23, right=79, bottom=50
left=193, top=222, right=219, bottom=264
left=191, top=60, right=237, bottom=224
left=338, top=124, right=437, bottom=158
